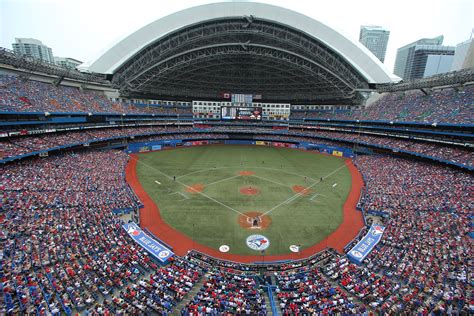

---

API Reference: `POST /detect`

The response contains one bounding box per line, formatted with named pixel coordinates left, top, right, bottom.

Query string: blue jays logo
left=127, top=225, right=140, bottom=236
left=371, top=225, right=385, bottom=236
left=350, top=250, right=363, bottom=258
left=246, top=234, right=270, bottom=251
left=158, top=250, right=170, bottom=259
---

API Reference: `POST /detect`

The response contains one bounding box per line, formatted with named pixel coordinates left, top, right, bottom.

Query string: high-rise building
left=451, top=38, right=474, bottom=71
left=393, top=35, right=455, bottom=80
left=12, top=38, right=54, bottom=63
left=359, top=25, right=390, bottom=63
left=54, top=57, right=83, bottom=69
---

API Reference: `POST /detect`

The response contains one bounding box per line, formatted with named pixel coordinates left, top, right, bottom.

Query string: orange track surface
left=125, top=150, right=365, bottom=263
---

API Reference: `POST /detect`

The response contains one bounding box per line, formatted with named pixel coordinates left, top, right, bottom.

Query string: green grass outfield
left=135, top=145, right=351, bottom=256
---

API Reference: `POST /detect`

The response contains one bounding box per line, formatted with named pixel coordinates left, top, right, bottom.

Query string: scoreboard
left=231, top=94, right=253, bottom=105
left=221, top=106, right=262, bottom=120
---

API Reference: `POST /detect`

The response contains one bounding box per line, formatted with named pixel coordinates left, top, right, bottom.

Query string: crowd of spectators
left=187, top=249, right=335, bottom=274
left=323, top=256, right=399, bottom=310
left=275, top=265, right=366, bottom=314
left=181, top=269, right=267, bottom=315
left=2, top=74, right=473, bottom=124
left=0, top=74, right=192, bottom=115
left=1, top=126, right=472, bottom=314
left=353, top=155, right=473, bottom=314
left=0, top=127, right=193, bottom=160
left=3, top=126, right=471, bottom=168
left=0, top=150, right=205, bottom=314
left=287, top=129, right=473, bottom=167
left=291, top=85, right=474, bottom=124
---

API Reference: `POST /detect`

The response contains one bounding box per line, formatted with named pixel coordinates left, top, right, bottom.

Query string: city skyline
left=359, top=25, right=390, bottom=63
left=1, top=0, right=472, bottom=74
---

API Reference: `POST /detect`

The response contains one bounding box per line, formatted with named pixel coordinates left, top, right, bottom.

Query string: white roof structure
left=80, top=2, right=399, bottom=84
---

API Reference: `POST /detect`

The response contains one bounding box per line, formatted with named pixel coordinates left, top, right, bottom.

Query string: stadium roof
left=80, top=2, right=400, bottom=103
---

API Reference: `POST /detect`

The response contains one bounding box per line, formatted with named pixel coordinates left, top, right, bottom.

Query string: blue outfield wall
left=125, top=139, right=356, bottom=158
left=2, top=133, right=471, bottom=171
left=299, top=142, right=354, bottom=158
left=126, top=139, right=183, bottom=153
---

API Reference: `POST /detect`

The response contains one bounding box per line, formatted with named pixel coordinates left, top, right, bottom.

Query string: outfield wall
left=126, top=139, right=355, bottom=158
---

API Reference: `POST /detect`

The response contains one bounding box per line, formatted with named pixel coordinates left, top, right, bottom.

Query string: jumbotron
left=1, top=2, right=472, bottom=315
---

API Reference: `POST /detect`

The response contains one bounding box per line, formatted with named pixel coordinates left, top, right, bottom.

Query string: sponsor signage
left=347, top=225, right=385, bottom=264
left=122, top=222, right=174, bottom=263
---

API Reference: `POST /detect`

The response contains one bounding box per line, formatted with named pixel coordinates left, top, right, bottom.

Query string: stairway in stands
left=262, top=288, right=277, bottom=315
left=261, top=273, right=280, bottom=315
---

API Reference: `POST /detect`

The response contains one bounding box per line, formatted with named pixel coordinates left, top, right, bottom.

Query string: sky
left=1, top=0, right=473, bottom=73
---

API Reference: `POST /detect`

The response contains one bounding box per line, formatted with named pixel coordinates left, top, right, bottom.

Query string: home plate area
left=238, top=211, right=272, bottom=230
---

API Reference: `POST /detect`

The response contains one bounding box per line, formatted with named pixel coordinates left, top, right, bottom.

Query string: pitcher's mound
left=238, top=212, right=271, bottom=230
left=239, top=170, right=255, bottom=176
left=186, top=183, right=205, bottom=193
left=240, top=186, right=260, bottom=195
left=292, top=185, right=313, bottom=195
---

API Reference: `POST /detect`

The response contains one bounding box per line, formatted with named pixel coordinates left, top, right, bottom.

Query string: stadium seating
left=0, top=150, right=204, bottom=314
left=1, top=69, right=473, bottom=315
left=181, top=270, right=267, bottom=315
left=353, top=155, right=472, bottom=313
left=2, top=127, right=472, bottom=168
left=287, top=130, right=473, bottom=167
left=1, top=146, right=472, bottom=314
left=0, top=74, right=192, bottom=115
left=275, top=265, right=367, bottom=314
left=292, top=85, right=474, bottom=124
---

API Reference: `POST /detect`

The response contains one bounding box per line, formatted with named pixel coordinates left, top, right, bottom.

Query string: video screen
left=221, top=106, right=262, bottom=120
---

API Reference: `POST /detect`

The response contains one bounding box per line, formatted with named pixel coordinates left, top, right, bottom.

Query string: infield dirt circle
left=240, top=186, right=260, bottom=195
left=238, top=212, right=272, bottom=230
left=292, top=185, right=313, bottom=195
left=186, top=183, right=205, bottom=193
left=239, top=170, right=256, bottom=176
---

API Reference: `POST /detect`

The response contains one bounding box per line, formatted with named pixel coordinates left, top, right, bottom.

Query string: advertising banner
left=122, top=223, right=174, bottom=263
left=347, top=225, right=385, bottom=264
left=332, top=150, right=343, bottom=157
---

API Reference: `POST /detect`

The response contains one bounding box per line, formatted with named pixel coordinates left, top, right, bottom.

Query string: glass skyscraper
left=12, top=38, right=55, bottom=63
left=359, top=25, right=390, bottom=63
left=393, top=36, right=455, bottom=80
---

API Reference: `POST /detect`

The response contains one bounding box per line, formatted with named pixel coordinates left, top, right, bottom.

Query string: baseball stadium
left=1, top=1, right=473, bottom=315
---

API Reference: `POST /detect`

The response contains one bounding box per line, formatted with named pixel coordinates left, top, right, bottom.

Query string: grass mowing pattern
left=136, top=145, right=351, bottom=255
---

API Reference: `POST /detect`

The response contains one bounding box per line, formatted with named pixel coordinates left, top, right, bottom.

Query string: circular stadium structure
left=81, top=2, right=399, bottom=103
left=1, top=1, right=473, bottom=315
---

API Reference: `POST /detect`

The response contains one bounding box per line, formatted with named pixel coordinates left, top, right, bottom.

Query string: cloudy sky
left=1, top=0, right=472, bottom=72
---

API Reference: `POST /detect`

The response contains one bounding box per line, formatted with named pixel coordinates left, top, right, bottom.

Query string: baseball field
left=133, top=145, right=352, bottom=256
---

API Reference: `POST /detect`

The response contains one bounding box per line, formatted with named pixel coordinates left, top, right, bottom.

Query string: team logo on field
left=350, top=250, right=363, bottom=258
left=158, top=250, right=170, bottom=259
left=289, top=245, right=300, bottom=253
left=246, top=234, right=270, bottom=251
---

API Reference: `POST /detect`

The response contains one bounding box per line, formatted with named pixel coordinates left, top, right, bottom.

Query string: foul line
left=261, top=164, right=347, bottom=216
left=176, top=166, right=228, bottom=179
left=250, top=174, right=292, bottom=188
left=130, top=156, right=247, bottom=217
left=205, top=175, right=241, bottom=187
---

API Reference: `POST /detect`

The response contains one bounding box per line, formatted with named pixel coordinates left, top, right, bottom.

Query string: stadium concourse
left=1, top=1, right=473, bottom=315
